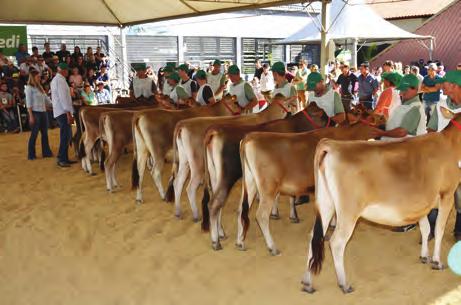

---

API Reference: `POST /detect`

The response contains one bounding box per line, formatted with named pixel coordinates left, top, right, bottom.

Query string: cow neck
left=271, top=99, right=290, bottom=113
left=301, top=110, right=330, bottom=129
left=220, top=99, right=240, bottom=116
left=450, top=119, right=461, bottom=131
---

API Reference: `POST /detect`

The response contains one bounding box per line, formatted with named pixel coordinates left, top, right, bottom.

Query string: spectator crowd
left=0, top=42, right=110, bottom=133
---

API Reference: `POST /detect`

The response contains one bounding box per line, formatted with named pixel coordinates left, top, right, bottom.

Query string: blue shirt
left=95, top=89, right=111, bottom=104
left=25, top=85, right=52, bottom=112
left=358, top=73, right=379, bottom=100
left=422, top=75, right=441, bottom=104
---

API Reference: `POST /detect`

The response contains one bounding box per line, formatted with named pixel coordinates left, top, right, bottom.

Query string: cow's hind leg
left=329, top=217, right=357, bottom=294
left=186, top=170, right=202, bottom=222
left=256, top=193, right=281, bottom=256
left=173, top=157, right=190, bottom=219
left=419, top=216, right=431, bottom=264
left=289, top=196, right=300, bottom=223
left=135, top=149, right=149, bottom=204
left=209, top=186, right=231, bottom=250
left=431, top=193, right=453, bottom=270
left=270, top=194, right=280, bottom=219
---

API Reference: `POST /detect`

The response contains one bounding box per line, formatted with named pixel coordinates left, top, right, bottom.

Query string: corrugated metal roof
left=370, top=0, right=461, bottom=70
left=367, top=0, right=456, bottom=19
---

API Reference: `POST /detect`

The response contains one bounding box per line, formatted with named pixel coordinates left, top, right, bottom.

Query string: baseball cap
left=195, top=70, right=207, bottom=80
left=396, top=74, right=419, bottom=91
left=164, top=66, right=175, bottom=73
left=227, top=65, right=240, bottom=75
left=213, top=59, right=222, bottom=66
left=436, top=70, right=461, bottom=86
left=307, top=72, right=324, bottom=90
left=131, top=62, right=146, bottom=71
left=360, top=61, right=370, bottom=68
left=428, top=63, right=438, bottom=70
left=271, top=61, right=286, bottom=74
left=178, top=64, right=189, bottom=73
left=381, top=72, right=403, bottom=87
left=57, top=62, right=69, bottom=70
left=168, top=72, right=180, bottom=82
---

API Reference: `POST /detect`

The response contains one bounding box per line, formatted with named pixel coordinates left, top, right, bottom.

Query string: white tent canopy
left=277, top=0, right=433, bottom=45
left=0, top=0, right=309, bottom=27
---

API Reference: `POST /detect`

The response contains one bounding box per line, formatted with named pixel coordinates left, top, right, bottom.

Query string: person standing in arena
left=207, top=59, right=226, bottom=101
left=50, top=63, right=75, bottom=168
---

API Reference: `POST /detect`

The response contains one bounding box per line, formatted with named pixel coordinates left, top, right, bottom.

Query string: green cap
left=178, top=64, right=189, bottom=73
left=166, top=62, right=176, bottom=68
left=396, top=74, right=419, bottom=91
left=57, top=62, right=69, bottom=70
left=164, top=66, right=174, bottom=73
left=227, top=64, right=240, bottom=75
left=271, top=61, right=286, bottom=74
left=307, top=72, right=324, bottom=90
left=195, top=70, right=207, bottom=80
left=436, top=70, right=461, bottom=86
left=213, top=59, right=222, bottom=66
left=131, top=62, right=146, bottom=71
left=168, top=72, right=180, bottom=82
left=382, top=72, right=403, bottom=87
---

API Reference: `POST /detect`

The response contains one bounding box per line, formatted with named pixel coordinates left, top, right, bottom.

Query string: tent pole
left=351, top=38, right=358, bottom=68
left=429, top=38, right=433, bottom=61
left=320, top=0, right=331, bottom=77
left=120, top=26, right=128, bottom=90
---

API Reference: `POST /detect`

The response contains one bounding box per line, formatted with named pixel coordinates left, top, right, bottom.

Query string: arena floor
left=1, top=129, right=460, bottom=305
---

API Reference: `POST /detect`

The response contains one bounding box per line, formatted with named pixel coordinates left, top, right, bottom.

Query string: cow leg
left=218, top=209, right=226, bottom=240
left=418, top=216, right=431, bottom=264
left=84, top=141, right=94, bottom=175
left=150, top=158, right=166, bottom=200
left=186, top=170, right=201, bottom=222
left=270, top=194, right=280, bottom=220
left=289, top=196, right=300, bottom=223
left=104, top=145, right=114, bottom=192
left=329, top=217, right=357, bottom=294
left=256, top=193, right=281, bottom=256
left=173, top=157, right=190, bottom=219
left=209, top=187, right=231, bottom=250
left=431, top=194, right=453, bottom=270
left=236, top=175, right=258, bottom=250
left=135, top=148, right=149, bottom=204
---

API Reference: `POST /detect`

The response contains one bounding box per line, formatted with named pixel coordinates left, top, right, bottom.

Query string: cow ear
left=440, top=106, right=455, bottom=119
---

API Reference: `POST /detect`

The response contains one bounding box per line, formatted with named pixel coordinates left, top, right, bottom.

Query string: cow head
left=271, top=93, right=292, bottom=117
left=221, top=94, right=241, bottom=115
left=305, top=102, right=332, bottom=127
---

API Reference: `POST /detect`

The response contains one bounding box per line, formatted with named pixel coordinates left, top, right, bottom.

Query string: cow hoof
left=290, top=217, right=300, bottom=223
left=175, top=213, right=182, bottom=220
left=339, top=285, right=354, bottom=294
left=268, top=248, right=281, bottom=256
left=301, top=283, right=316, bottom=294
left=192, top=217, right=201, bottom=223
left=90, top=172, right=96, bottom=176
left=270, top=214, right=280, bottom=220
left=431, top=261, right=445, bottom=270
left=235, top=242, right=246, bottom=251
left=420, top=256, right=432, bottom=264
left=219, top=234, right=227, bottom=241
left=212, top=241, right=223, bottom=251
left=135, top=199, right=143, bottom=205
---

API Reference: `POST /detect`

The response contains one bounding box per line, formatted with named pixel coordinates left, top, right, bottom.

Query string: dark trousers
left=28, top=111, right=53, bottom=159
left=361, top=101, right=373, bottom=111
left=56, top=113, right=72, bottom=163
left=1, top=109, right=18, bottom=131
left=341, top=97, right=352, bottom=113
left=427, top=184, right=461, bottom=234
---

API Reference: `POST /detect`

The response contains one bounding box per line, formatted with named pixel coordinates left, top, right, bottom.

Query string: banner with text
left=0, top=26, right=27, bottom=56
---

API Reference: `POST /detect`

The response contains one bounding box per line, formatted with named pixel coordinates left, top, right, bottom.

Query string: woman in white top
left=25, top=70, right=53, bottom=160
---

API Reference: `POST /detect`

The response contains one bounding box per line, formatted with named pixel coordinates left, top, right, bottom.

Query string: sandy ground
left=0, top=128, right=460, bottom=305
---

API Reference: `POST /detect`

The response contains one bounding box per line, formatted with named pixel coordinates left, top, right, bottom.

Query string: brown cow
left=131, top=96, right=240, bottom=203
left=302, top=115, right=461, bottom=294
left=165, top=96, right=291, bottom=221
left=201, top=102, right=332, bottom=250
left=236, top=118, right=382, bottom=255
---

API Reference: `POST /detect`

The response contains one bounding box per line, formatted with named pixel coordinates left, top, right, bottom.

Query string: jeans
left=423, top=101, right=436, bottom=124
left=28, top=111, right=53, bottom=159
left=56, top=113, right=72, bottom=163
left=1, top=109, right=18, bottom=131
left=361, top=101, right=373, bottom=111
left=427, top=184, right=461, bottom=234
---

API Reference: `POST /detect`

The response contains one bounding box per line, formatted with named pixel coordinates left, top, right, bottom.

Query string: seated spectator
left=0, top=82, right=19, bottom=133
left=31, top=46, right=40, bottom=58
left=12, top=85, right=28, bottom=130
left=437, top=65, right=446, bottom=77
left=35, top=56, right=51, bottom=76
left=56, top=43, right=71, bottom=63
left=96, top=65, right=110, bottom=90
left=95, top=81, right=111, bottom=104
left=72, top=46, right=83, bottom=63
left=19, top=56, right=34, bottom=76
left=94, top=46, right=104, bottom=59
left=84, top=47, right=94, bottom=62
left=85, top=54, right=98, bottom=71
left=69, top=82, right=82, bottom=106
left=42, top=42, right=55, bottom=64
left=71, top=56, right=86, bottom=76
left=15, top=44, right=30, bottom=65
left=85, top=68, right=97, bottom=88
left=81, top=83, right=96, bottom=105
left=69, top=67, right=84, bottom=89
left=25, top=70, right=53, bottom=159
left=403, top=65, right=411, bottom=75
left=49, top=55, right=60, bottom=74
left=64, top=56, right=72, bottom=68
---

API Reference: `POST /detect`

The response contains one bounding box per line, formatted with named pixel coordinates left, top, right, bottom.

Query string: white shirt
left=51, top=73, right=73, bottom=118
left=260, top=72, right=275, bottom=92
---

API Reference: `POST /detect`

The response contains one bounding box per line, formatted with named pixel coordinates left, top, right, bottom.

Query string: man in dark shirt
left=254, top=59, right=263, bottom=80
left=42, top=42, right=55, bottom=64
left=335, top=63, right=358, bottom=111
left=56, top=44, right=71, bottom=63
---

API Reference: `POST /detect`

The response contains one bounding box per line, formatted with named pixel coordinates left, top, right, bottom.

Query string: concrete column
left=236, top=37, right=242, bottom=68
left=178, top=36, right=184, bottom=63
left=320, top=0, right=331, bottom=77
left=120, top=27, right=128, bottom=89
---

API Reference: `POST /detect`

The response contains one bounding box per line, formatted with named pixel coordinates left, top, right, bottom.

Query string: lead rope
left=272, top=99, right=290, bottom=113
left=302, top=110, right=331, bottom=129
left=221, top=100, right=240, bottom=116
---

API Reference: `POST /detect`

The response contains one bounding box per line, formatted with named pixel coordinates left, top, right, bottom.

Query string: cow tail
left=98, top=114, right=107, bottom=171
left=309, top=141, right=330, bottom=275
left=239, top=138, right=250, bottom=239
left=131, top=115, right=141, bottom=189
left=77, top=109, right=87, bottom=159
left=201, top=128, right=217, bottom=232
left=165, top=124, right=182, bottom=203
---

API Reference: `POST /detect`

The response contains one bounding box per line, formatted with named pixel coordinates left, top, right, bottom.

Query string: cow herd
left=74, top=96, right=461, bottom=294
